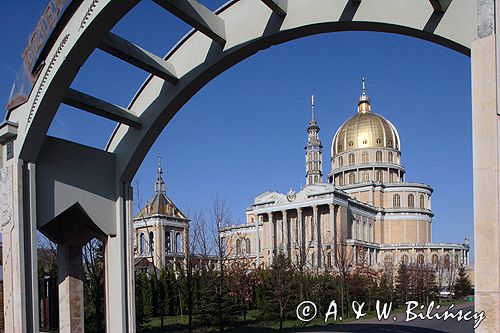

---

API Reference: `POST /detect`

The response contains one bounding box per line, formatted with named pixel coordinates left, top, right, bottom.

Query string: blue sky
left=0, top=1, right=473, bottom=250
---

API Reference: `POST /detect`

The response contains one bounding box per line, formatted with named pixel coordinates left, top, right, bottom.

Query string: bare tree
left=226, top=256, right=258, bottom=321
left=83, top=238, right=105, bottom=332
left=334, top=229, right=354, bottom=319
left=210, top=194, right=231, bottom=332
left=184, top=209, right=204, bottom=333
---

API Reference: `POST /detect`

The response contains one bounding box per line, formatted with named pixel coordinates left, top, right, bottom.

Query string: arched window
left=362, top=152, right=369, bottom=163
left=363, top=222, right=367, bottom=241
left=376, top=170, right=383, bottom=182
left=432, top=254, right=439, bottom=267
left=408, top=194, right=415, bottom=208
left=444, top=254, right=450, bottom=268
left=245, top=238, right=251, bottom=254
left=339, top=175, right=344, bottom=186
left=376, top=151, right=382, bottom=162
left=236, top=239, right=241, bottom=255
left=140, top=233, right=146, bottom=256
left=362, top=172, right=369, bottom=182
left=165, top=228, right=171, bottom=253
left=417, top=254, right=425, bottom=266
left=388, top=152, right=394, bottom=163
left=393, top=194, right=401, bottom=208
left=348, top=173, right=355, bottom=184
left=384, top=253, right=393, bottom=267
left=176, top=232, right=182, bottom=254
left=401, top=254, right=409, bottom=265
left=348, top=153, right=355, bottom=165
left=420, top=195, right=425, bottom=209
left=338, top=156, right=343, bottom=167
left=148, top=232, right=154, bottom=254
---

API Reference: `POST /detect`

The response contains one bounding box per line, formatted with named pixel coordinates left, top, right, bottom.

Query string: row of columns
left=260, top=203, right=344, bottom=268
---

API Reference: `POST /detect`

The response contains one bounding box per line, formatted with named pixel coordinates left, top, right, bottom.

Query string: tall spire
left=358, top=77, right=371, bottom=113
left=311, top=95, right=315, bottom=122
left=154, top=154, right=166, bottom=193
left=305, top=95, right=323, bottom=186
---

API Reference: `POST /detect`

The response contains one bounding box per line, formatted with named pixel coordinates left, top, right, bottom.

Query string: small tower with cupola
left=133, top=156, right=190, bottom=270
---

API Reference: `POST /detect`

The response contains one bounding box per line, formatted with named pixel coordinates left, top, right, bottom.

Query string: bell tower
left=305, top=95, right=323, bottom=185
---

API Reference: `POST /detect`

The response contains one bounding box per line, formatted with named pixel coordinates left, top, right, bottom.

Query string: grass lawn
left=138, top=299, right=470, bottom=332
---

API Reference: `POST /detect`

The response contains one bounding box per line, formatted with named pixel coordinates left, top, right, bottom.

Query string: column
left=313, top=206, right=321, bottom=268
left=297, top=208, right=303, bottom=266
left=472, top=25, right=500, bottom=332
left=282, top=210, right=289, bottom=258
left=267, top=212, right=274, bottom=263
left=58, top=245, right=84, bottom=333
left=328, top=204, right=336, bottom=266
left=254, top=214, right=260, bottom=267
left=1, top=161, right=38, bottom=333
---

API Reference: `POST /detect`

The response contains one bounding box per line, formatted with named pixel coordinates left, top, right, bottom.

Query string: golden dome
left=332, top=80, right=400, bottom=156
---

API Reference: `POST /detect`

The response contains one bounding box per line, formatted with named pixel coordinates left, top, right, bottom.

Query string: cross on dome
left=155, top=154, right=166, bottom=193
left=358, top=77, right=371, bottom=113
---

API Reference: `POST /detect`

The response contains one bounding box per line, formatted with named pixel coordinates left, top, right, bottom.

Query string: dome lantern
left=331, top=78, right=400, bottom=157
left=358, top=77, right=371, bottom=113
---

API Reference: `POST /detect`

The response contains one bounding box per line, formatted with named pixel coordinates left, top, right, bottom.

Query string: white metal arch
left=7, top=0, right=475, bottom=181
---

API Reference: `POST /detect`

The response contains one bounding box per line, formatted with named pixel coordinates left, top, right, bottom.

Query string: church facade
left=220, top=80, right=470, bottom=272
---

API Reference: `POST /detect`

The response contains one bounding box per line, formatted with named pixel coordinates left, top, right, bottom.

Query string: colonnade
left=255, top=203, right=345, bottom=268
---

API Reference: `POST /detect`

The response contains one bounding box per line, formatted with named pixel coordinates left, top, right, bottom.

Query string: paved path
left=293, top=302, right=475, bottom=333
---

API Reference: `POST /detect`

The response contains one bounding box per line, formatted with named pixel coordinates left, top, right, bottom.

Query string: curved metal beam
left=106, top=0, right=475, bottom=181
left=7, top=0, right=475, bottom=182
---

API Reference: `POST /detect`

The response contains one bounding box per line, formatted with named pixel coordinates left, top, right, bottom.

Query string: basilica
left=220, top=80, right=470, bottom=272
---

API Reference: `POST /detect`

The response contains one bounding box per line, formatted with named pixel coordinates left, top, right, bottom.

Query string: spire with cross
left=358, top=77, right=371, bottom=113
left=305, top=94, right=323, bottom=186
left=155, top=154, right=166, bottom=193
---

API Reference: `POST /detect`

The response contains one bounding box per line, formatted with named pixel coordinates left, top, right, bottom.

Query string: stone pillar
left=297, top=208, right=303, bottom=266
left=472, top=32, right=500, bottom=333
left=328, top=204, right=336, bottom=265
left=313, top=206, right=321, bottom=268
left=267, top=212, right=273, bottom=263
left=254, top=214, right=260, bottom=267
left=1, top=163, right=26, bottom=333
left=58, top=245, right=84, bottom=333
left=282, top=210, right=289, bottom=258
left=0, top=162, right=38, bottom=333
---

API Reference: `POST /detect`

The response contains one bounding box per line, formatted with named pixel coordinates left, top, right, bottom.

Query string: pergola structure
left=0, top=0, right=497, bottom=332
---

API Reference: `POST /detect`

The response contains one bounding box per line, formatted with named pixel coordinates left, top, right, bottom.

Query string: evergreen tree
left=453, top=265, right=472, bottom=299
left=135, top=271, right=152, bottom=328
left=377, top=270, right=394, bottom=304
left=260, top=253, right=298, bottom=331
left=395, top=262, right=411, bottom=306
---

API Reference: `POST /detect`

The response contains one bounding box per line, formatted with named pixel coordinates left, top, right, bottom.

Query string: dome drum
left=331, top=147, right=402, bottom=170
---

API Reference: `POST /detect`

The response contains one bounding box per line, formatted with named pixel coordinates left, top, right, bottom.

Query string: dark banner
left=6, top=0, right=71, bottom=111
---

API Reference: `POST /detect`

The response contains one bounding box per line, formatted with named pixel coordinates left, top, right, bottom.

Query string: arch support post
left=105, top=182, right=136, bottom=333
left=0, top=161, right=39, bottom=333
left=58, top=245, right=84, bottom=333
left=471, top=31, right=500, bottom=332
